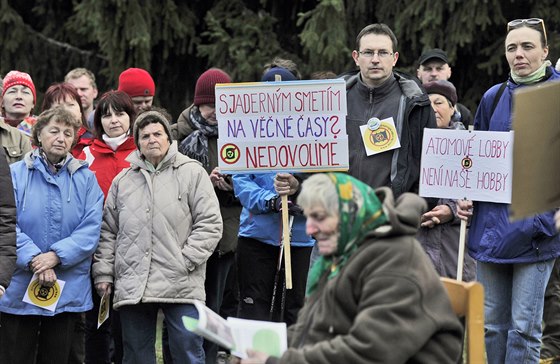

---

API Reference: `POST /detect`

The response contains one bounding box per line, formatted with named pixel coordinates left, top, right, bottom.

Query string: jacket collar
left=24, top=148, right=87, bottom=175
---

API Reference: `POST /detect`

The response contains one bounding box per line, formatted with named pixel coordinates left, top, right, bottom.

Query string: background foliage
left=1, top=0, right=559, bottom=119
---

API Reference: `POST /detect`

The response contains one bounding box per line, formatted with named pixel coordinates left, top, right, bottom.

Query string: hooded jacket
left=0, top=149, right=103, bottom=315
left=266, top=187, right=462, bottom=364
left=92, top=142, right=223, bottom=309
left=0, top=148, right=16, bottom=290
left=468, top=67, right=560, bottom=263
left=343, top=71, right=437, bottom=198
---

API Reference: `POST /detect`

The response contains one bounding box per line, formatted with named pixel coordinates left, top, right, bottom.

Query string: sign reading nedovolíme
left=419, top=129, right=514, bottom=203
left=216, top=79, right=348, bottom=173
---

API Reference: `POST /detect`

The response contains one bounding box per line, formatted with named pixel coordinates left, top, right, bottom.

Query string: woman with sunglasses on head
left=457, top=18, right=560, bottom=363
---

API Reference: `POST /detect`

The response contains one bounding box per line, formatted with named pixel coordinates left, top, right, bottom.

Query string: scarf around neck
left=306, top=173, right=388, bottom=296
left=511, top=60, right=552, bottom=85
left=102, top=132, right=129, bottom=151
left=178, top=106, right=218, bottom=168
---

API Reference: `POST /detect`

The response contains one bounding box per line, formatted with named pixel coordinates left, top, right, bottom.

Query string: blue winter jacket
left=468, top=66, right=560, bottom=263
left=0, top=150, right=103, bottom=315
left=233, top=173, right=314, bottom=247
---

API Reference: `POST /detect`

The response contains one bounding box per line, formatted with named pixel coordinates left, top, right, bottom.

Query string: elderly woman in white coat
left=92, top=110, right=222, bottom=364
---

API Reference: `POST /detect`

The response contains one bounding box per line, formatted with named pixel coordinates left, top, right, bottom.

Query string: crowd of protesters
left=0, top=17, right=559, bottom=364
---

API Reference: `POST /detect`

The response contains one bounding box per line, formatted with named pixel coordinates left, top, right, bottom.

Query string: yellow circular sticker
left=27, top=279, right=62, bottom=307
left=363, top=124, right=397, bottom=151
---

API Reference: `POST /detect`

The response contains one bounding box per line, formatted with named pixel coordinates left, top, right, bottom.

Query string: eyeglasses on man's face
left=358, top=50, right=394, bottom=59
left=507, top=18, right=547, bottom=45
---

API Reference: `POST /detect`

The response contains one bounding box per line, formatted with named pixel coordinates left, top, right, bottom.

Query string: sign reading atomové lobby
left=419, top=129, right=514, bottom=203
left=216, top=79, right=348, bottom=173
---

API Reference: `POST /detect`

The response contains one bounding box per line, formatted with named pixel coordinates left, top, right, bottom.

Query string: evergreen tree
left=1, top=0, right=558, bottom=119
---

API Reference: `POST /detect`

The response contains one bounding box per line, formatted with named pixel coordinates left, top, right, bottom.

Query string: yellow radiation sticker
left=23, top=273, right=66, bottom=312
left=27, top=279, right=62, bottom=307
left=360, top=117, right=401, bottom=156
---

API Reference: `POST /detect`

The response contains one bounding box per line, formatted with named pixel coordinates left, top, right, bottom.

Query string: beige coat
left=93, top=142, right=222, bottom=309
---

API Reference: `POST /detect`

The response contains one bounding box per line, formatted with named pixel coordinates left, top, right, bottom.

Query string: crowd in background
left=0, top=17, right=560, bottom=364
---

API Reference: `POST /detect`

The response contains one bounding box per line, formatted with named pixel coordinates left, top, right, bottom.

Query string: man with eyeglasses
left=343, top=23, right=436, bottom=199
left=416, top=49, right=473, bottom=129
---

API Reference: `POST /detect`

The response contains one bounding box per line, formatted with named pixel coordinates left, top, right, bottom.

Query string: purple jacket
left=468, top=67, right=560, bottom=263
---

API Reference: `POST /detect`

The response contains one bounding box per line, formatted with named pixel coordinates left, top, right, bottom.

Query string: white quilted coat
left=93, top=142, right=222, bottom=309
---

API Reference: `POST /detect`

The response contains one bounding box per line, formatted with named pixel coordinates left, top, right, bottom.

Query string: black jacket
left=343, top=70, right=437, bottom=199
left=0, top=147, right=16, bottom=289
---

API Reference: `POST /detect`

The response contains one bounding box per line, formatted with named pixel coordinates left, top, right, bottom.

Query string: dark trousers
left=541, top=259, right=560, bottom=358
left=163, top=251, right=238, bottom=364
left=236, top=237, right=312, bottom=327
left=0, top=312, right=81, bottom=364
left=203, top=251, right=236, bottom=364
left=84, top=284, right=123, bottom=364
left=69, top=313, right=86, bottom=364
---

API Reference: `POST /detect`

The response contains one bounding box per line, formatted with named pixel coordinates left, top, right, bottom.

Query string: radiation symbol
left=461, top=156, right=473, bottom=169
left=27, top=279, right=61, bottom=307
left=363, top=125, right=395, bottom=151
left=220, top=144, right=240, bottom=165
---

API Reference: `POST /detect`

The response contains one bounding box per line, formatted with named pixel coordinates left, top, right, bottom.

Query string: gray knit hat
left=133, top=110, right=172, bottom=148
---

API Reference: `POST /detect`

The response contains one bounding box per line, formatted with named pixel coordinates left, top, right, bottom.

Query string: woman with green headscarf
left=239, top=173, right=462, bottom=364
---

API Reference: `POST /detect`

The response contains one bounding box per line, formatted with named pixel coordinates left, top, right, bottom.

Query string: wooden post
left=282, top=195, right=292, bottom=289
left=273, top=72, right=293, bottom=289
left=456, top=218, right=467, bottom=282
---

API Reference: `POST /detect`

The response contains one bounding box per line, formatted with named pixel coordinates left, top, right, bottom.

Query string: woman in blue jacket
left=458, top=18, right=560, bottom=363
left=233, top=173, right=314, bottom=326
left=0, top=107, right=104, bottom=364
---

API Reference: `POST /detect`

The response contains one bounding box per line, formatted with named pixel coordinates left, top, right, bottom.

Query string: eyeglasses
left=507, top=18, right=547, bottom=45
left=358, top=50, right=394, bottom=59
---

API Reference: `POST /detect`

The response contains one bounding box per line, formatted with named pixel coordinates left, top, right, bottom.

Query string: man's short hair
left=64, top=68, right=97, bottom=89
left=355, top=24, right=398, bottom=52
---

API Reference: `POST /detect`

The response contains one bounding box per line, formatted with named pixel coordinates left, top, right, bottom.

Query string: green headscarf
left=306, top=173, right=388, bottom=296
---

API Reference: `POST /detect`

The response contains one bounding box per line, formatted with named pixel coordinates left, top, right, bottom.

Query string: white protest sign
left=419, top=129, right=513, bottom=203
left=216, top=79, right=348, bottom=173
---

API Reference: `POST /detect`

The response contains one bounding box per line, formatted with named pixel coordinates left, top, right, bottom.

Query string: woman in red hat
left=1, top=70, right=37, bottom=137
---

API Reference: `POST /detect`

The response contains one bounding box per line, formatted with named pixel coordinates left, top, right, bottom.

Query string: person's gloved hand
left=268, top=195, right=303, bottom=215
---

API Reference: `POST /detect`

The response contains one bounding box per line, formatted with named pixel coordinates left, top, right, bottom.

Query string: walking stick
left=269, top=215, right=294, bottom=320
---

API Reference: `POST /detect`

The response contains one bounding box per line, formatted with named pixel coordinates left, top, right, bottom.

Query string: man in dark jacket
left=343, top=23, right=436, bottom=199
left=0, top=147, right=16, bottom=297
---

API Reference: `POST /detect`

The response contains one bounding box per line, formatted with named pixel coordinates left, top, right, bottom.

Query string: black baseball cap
left=418, top=48, right=449, bottom=65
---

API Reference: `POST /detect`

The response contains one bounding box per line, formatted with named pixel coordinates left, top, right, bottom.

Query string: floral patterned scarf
left=306, top=173, right=387, bottom=296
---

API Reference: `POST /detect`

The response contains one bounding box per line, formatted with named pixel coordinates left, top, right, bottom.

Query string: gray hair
left=298, top=173, right=339, bottom=216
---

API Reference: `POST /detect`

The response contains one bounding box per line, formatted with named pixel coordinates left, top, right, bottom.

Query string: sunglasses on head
left=507, top=18, right=547, bottom=45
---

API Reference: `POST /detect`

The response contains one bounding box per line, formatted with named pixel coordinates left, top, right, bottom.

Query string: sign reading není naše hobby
left=419, top=129, right=514, bottom=203
left=216, top=79, right=348, bottom=173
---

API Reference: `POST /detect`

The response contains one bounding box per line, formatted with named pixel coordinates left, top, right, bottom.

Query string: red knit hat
left=118, top=68, right=155, bottom=97
left=2, top=70, right=36, bottom=103
left=194, top=68, right=231, bottom=106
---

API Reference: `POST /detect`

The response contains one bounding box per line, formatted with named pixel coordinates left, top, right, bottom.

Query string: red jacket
left=72, top=127, right=93, bottom=158
left=79, top=137, right=136, bottom=198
